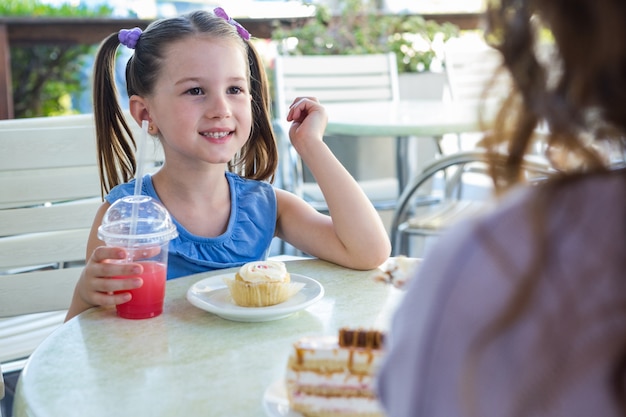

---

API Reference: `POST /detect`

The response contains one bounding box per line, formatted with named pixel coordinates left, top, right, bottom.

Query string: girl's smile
left=201, top=129, right=233, bottom=144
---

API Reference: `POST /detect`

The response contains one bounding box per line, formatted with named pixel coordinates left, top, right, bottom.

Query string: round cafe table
left=324, top=99, right=498, bottom=193
left=12, top=258, right=407, bottom=417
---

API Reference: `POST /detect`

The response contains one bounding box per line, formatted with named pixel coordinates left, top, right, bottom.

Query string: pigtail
left=92, top=33, right=137, bottom=198
left=238, top=43, right=277, bottom=183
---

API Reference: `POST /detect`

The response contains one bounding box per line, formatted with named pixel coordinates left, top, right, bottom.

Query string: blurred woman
left=377, top=0, right=626, bottom=416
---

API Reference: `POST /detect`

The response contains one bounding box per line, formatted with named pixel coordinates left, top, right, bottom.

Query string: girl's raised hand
left=286, top=97, right=328, bottom=151
left=277, top=96, right=391, bottom=269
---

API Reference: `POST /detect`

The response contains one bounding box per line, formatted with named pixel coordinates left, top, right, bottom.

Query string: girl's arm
left=65, top=203, right=144, bottom=321
left=275, top=97, right=391, bottom=270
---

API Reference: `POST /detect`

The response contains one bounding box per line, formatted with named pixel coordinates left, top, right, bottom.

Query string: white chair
left=0, top=113, right=95, bottom=130
left=273, top=52, right=401, bottom=213
left=0, top=113, right=163, bottom=377
left=444, top=36, right=512, bottom=103
left=440, top=37, right=514, bottom=154
left=390, top=149, right=552, bottom=257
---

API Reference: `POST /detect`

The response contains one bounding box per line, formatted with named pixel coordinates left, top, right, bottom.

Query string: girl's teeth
left=204, top=131, right=229, bottom=139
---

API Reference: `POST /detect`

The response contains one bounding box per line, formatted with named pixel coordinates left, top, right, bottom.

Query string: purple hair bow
left=119, top=27, right=142, bottom=49
left=214, top=7, right=251, bottom=41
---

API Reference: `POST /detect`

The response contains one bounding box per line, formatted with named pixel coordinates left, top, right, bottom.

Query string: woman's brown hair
left=481, top=0, right=625, bottom=187
left=464, top=0, right=626, bottom=414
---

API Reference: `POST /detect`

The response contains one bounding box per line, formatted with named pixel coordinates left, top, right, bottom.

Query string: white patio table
left=324, top=99, right=498, bottom=192
left=12, top=258, right=407, bottom=417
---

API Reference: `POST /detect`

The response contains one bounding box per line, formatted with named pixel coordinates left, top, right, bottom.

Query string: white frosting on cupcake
left=237, top=260, right=288, bottom=284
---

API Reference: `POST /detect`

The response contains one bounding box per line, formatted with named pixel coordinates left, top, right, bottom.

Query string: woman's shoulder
left=408, top=168, right=626, bottom=306
left=498, top=168, right=626, bottom=235
left=474, top=168, right=625, bottom=233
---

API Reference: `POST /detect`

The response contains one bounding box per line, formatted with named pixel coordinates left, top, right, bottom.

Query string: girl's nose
left=206, top=93, right=231, bottom=119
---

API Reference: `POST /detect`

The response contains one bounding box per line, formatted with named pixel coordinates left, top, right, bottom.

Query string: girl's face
left=146, top=36, right=252, bottom=167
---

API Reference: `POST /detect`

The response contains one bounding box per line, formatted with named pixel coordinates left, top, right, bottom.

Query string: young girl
left=66, top=9, right=390, bottom=321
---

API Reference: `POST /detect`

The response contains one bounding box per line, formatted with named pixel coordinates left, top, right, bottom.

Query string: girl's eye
left=227, top=86, right=243, bottom=94
left=187, top=87, right=204, bottom=96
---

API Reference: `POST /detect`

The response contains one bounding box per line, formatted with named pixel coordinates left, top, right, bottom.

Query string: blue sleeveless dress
left=105, top=172, right=277, bottom=279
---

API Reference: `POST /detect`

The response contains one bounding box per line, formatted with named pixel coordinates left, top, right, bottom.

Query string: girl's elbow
left=351, top=241, right=392, bottom=270
left=371, top=247, right=393, bottom=269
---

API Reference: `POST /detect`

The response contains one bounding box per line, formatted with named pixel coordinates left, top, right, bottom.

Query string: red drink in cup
left=114, top=261, right=167, bottom=319
left=99, top=195, right=178, bottom=320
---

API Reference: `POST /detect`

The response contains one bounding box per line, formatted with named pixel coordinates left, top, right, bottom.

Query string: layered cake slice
left=285, top=328, right=386, bottom=417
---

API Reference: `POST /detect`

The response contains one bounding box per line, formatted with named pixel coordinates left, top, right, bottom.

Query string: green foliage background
left=0, top=0, right=112, bottom=117
left=272, top=0, right=459, bottom=73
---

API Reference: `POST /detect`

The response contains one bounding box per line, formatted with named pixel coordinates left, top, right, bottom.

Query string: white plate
left=186, top=273, right=324, bottom=322
left=263, top=379, right=302, bottom=417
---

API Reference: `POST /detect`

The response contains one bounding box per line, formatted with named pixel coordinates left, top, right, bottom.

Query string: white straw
left=129, top=120, right=150, bottom=238
left=134, top=120, right=149, bottom=196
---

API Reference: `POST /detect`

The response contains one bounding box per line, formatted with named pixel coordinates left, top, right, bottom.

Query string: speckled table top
left=13, top=258, right=406, bottom=417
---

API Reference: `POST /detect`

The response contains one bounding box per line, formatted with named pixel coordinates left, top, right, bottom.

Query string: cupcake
left=224, top=260, right=303, bottom=307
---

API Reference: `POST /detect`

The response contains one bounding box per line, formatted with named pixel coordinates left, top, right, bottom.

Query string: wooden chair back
left=274, top=52, right=399, bottom=120
left=0, top=113, right=163, bottom=369
left=273, top=53, right=401, bottom=218
left=444, top=37, right=512, bottom=102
